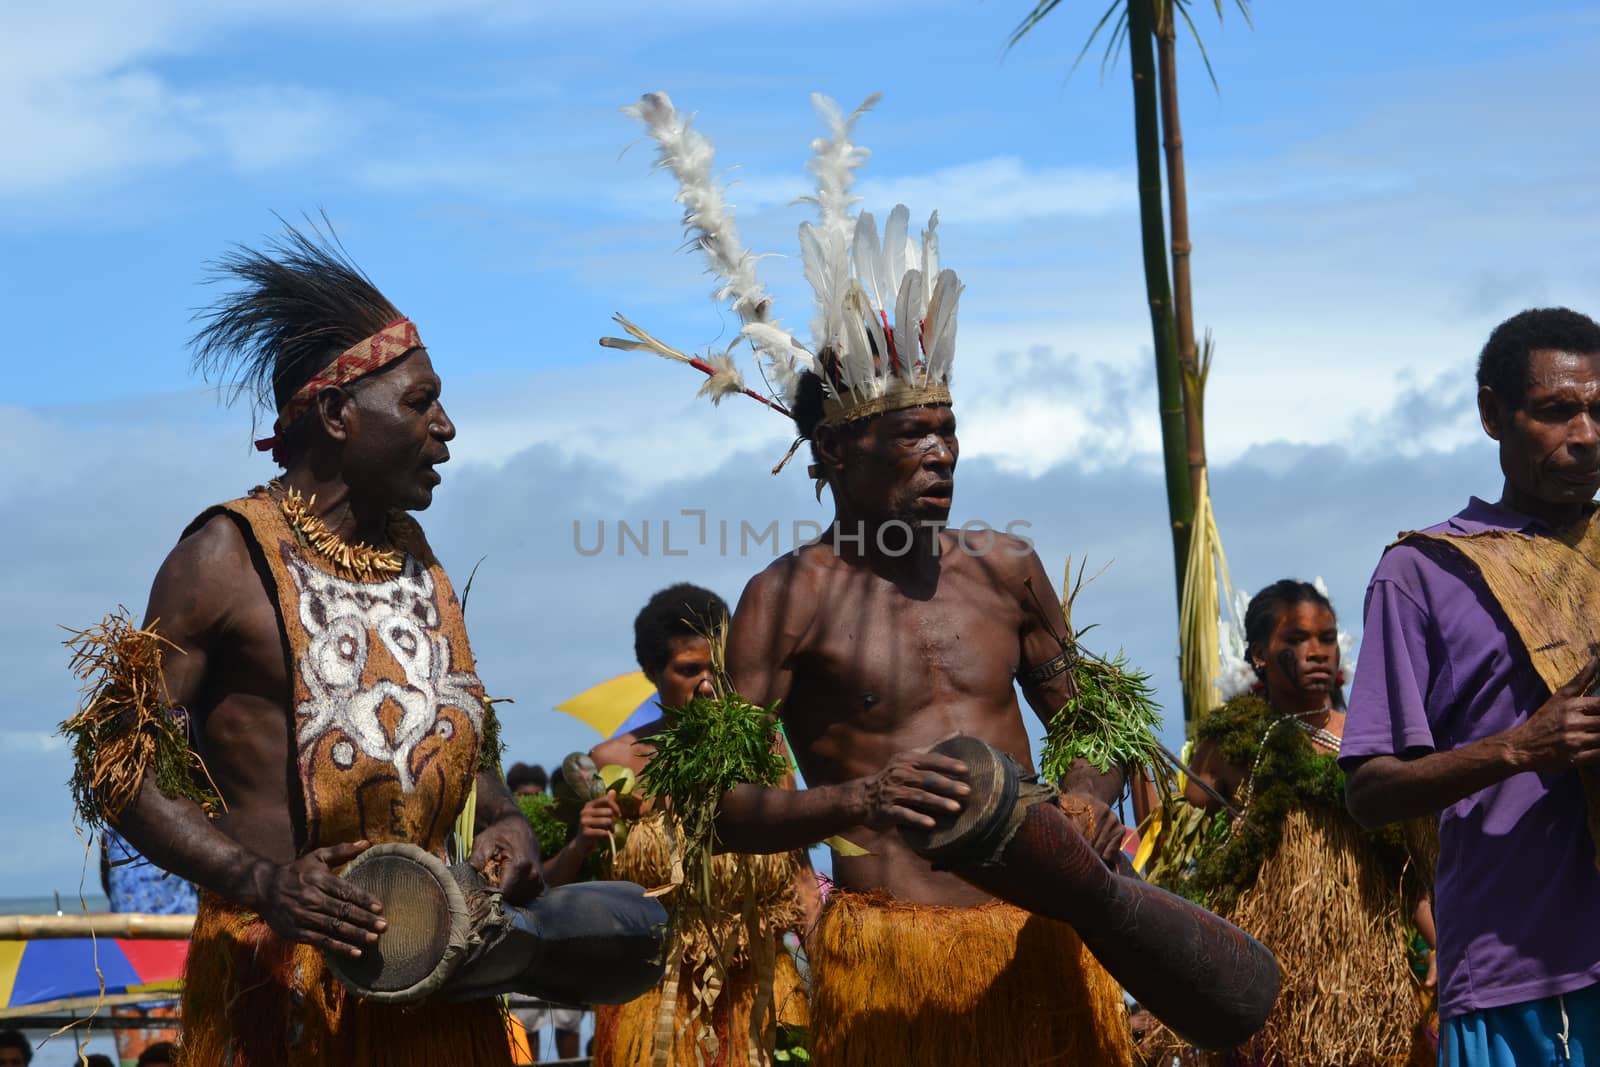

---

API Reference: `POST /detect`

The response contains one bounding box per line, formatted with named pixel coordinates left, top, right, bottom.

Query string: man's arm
left=714, top=565, right=968, bottom=853
left=470, top=767, right=544, bottom=903
left=1346, top=656, right=1600, bottom=827
left=1012, top=547, right=1127, bottom=859
left=542, top=793, right=621, bottom=887
left=107, top=518, right=385, bottom=958
left=1181, top=739, right=1243, bottom=812
left=1344, top=655, right=1600, bottom=831
left=1342, top=553, right=1600, bottom=828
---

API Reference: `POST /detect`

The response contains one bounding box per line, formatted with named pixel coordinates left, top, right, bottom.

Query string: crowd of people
left=0, top=1031, right=173, bottom=1067
left=47, top=87, right=1600, bottom=1067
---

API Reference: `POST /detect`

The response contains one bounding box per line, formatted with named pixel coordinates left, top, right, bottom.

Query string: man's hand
left=860, top=749, right=971, bottom=830
left=257, top=840, right=386, bottom=960
left=575, top=793, right=622, bottom=855
left=471, top=813, right=544, bottom=905
left=1507, top=655, right=1600, bottom=773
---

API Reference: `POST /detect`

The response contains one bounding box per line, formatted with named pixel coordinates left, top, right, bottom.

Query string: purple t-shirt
left=1343, top=497, right=1600, bottom=1019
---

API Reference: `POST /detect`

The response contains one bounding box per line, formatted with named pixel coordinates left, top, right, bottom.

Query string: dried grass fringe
left=611, top=814, right=805, bottom=973
left=60, top=610, right=220, bottom=828
left=179, top=894, right=511, bottom=1067
left=809, top=891, right=1132, bottom=1067
left=1139, top=807, right=1426, bottom=1067
left=607, top=813, right=806, bottom=1066
left=593, top=947, right=808, bottom=1067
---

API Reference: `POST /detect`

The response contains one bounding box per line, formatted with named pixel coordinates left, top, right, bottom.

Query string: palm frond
left=1100, top=6, right=1131, bottom=80
left=1006, top=0, right=1068, bottom=48
left=1176, top=2, right=1220, bottom=92
left=1008, top=0, right=1251, bottom=89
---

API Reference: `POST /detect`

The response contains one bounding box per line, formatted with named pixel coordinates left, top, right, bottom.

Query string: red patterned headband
left=254, top=317, right=424, bottom=459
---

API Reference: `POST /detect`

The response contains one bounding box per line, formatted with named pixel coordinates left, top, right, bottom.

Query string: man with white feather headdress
left=601, top=91, right=1142, bottom=1067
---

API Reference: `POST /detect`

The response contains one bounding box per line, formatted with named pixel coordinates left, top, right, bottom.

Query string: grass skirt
left=593, top=947, right=808, bottom=1067
left=1140, top=807, right=1429, bottom=1066
left=809, top=891, right=1131, bottom=1067
left=177, top=892, right=511, bottom=1066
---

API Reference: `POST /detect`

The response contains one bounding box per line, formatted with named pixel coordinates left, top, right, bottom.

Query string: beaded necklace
left=1234, top=707, right=1341, bottom=831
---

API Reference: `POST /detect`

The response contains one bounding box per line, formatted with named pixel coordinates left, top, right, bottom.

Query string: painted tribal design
left=284, top=553, right=483, bottom=793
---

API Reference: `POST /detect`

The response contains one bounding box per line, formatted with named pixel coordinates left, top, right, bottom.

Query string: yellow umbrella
left=554, top=671, right=659, bottom=738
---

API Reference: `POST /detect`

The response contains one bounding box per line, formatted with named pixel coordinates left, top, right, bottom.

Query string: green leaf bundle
left=638, top=692, right=788, bottom=912
left=516, top=792, right=571, bottom=856
left=1174, top=695, right=1407, bottom=911
left=1040, top=650, right=1164, bottom=783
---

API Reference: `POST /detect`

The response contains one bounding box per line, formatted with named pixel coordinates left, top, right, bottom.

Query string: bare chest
left=794, top=570, right=1023, bottom=729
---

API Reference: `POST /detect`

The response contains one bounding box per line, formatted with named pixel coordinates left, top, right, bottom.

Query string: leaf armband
left=60, top=610, right=220, bottom=829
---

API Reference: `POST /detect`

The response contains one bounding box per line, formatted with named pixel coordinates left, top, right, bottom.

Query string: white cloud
left=858, top=157, right=1134, bottom=223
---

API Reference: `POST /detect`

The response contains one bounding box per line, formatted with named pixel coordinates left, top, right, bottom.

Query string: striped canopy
left=0, top=937, right=185, bottom=1009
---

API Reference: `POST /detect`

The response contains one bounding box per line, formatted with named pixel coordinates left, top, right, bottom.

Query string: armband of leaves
left=60, top=610, right=221, bottom=829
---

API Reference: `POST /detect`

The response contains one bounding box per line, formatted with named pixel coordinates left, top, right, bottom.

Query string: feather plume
left=851, top=211, right=887, bottom=315
left=741, top=322, right=811, bottom=400
left=924, top=269, right=962, bottom=383
left=798, top=93, right=879, bottom=351
left=624, top=92, right=772, bottom=326
left=882, top=205, right=911, bottom=305
left=839, top=287, right=877, bottom=400
left=696, top=349, right=747, bottom=405
left=599, top=313, right=693, bottom=364
left=920, top=212, right=941, bottom=303
left=893, top=267, right=925, bottom=376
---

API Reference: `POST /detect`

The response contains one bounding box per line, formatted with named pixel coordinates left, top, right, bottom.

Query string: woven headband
left=254, top=318, right=424, bottom=459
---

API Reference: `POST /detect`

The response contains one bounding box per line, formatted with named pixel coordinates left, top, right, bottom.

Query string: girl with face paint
left=1138, top=582, right=1438, bottom=1066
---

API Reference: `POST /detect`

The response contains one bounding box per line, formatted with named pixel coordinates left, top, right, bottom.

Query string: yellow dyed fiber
left=809, top=892, right=1131, bottom=1067
left=1179, top=469, right=1236, bottom=738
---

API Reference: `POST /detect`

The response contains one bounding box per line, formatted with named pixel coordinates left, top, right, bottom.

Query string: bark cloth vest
left=176, top=488, right=510, bottom=1067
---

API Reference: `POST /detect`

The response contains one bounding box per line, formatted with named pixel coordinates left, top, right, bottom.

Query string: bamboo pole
left=1127, top=0, right=1195, bottom=660
left=1154, top=5, right=1209, bottom=511
left=0, top=914, right=193, bottom=940
left=0, top=990, right=180, bottom=1023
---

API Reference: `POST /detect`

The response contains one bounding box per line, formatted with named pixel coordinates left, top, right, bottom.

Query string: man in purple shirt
left=1344, top=307, right=1600, bottom=1065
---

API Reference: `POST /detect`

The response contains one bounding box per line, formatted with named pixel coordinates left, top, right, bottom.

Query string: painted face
left=286, top=553, right=483, bottom=792
left=832, top=404, right=958, bottom=523
left=0, top=1048, right=27, bottom=1067
left=342, top=349, right=455, bottom=512
left=652, top=635, right=715, bottom=710
left=1256, top=601, right=1340, bottom=704
left=1488, top=348, right=1600, bottom=510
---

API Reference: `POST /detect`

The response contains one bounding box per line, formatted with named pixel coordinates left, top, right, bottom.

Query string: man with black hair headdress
left=542, top=582, right=812, bottom=1067
left=61, top=221, right=535, bottom=1066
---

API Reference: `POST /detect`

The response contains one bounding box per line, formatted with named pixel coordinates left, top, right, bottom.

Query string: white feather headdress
left=601, top=91, right=962, bottom=439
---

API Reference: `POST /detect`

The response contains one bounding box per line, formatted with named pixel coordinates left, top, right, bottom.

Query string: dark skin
left=714, top=404, right=1125, bottom=906
left=1347, top=348, right=1600, bottom=829
left=542, top=634, right=718, bottom=887
left=1190, top=603, right=1441, bottom=975
left=111, top=349, right=540, bottom=961
left=544, top=636, right=823, bottom=934
left=1186, top=601, right=1344, bottom=809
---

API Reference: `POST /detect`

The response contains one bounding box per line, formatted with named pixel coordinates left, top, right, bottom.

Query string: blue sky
left=4, top=0, right=1600, bottom=900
